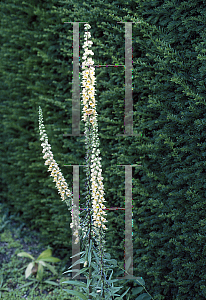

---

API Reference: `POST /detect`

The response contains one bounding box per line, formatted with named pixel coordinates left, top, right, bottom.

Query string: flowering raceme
left=39, top=109, right=81, bottom=244
left=80, top=23, right=108, bottom=246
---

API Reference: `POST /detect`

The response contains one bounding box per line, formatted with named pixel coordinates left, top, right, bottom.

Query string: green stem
left=88, top=198, right=92, bottom=299
left=100, top=229, right=105, bottom=298
left=87, top=120, right=93, bottom=299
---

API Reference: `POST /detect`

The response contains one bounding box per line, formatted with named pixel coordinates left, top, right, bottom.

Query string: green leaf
left=107, top=277, right=125, bottom=285
left=63, top=267, right=89, bottom=280
left=89, top=239, right=92, bottom=253
left=63, top=268, right=88, bottom=275
left=135, top=277, right=145, bottom=286
left=125, top=257, right=131, bottom=272
left=25, top=262, right=35, bottom=279
left=119, top=287, right=131, bottom=298
left=114, top=269, right=124, bottom=277
left=104, top=278, right=124, bottom=288
left=91, top=248, right=100, bottom=265
left=37, top=249, right=52, bottom=260
left=39, top=257, right=61, bottom=263
left=38, top=260, right=46, bottom=267
left=18, top=281, right=34, bottom=289
left=132, top=287, right=144, bottom=294
left=86, top=278, right=92, bottom=290
left=36, top=262, right=44, bottom=281
left=70, top=251, right=86, bottom=259
left=135, top=293, right=152, bottom=300
left=43, top=262, right=57, bottom=275
left=43, top=280, right=59, bottom=286
left=109, top=286, right=123, bottom=295
left=66, top=257, right=86, bottom=270
left=62, top=280, right=87, bottom=288
left=104, top=252, right=111, bottom=259
left=63, top=288, right=88, bottom=300
left=0, top=288, right=9, bottom=291
left=89, top=291, right=105, bottom=297
left=109, top=259, right=117, bottom=267
left=17, top=252, right=35, bottom=260
left=0, top=275, right=3, bottom=287
left=109, top=269, right=113, bottom=281
left=18, top=265, right=27, bottom=271
left=62, top=268, right=80, bottom=274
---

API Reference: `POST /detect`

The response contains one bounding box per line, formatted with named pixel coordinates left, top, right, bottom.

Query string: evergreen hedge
left=1, top=0, right=206, bottom=299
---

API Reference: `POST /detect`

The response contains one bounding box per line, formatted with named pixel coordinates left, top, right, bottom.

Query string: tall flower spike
left=80, top=23, right=108, bottom=248
left=38, top=107, right=81, bottom=244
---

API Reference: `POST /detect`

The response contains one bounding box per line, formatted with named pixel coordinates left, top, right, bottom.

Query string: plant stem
left=88, top=184, right=92, bottom=299
left=86, top=120, right=92, bottom=299
left=100, top=230, right=105, bottom=298
left=88, top=214, right=92, bottom=299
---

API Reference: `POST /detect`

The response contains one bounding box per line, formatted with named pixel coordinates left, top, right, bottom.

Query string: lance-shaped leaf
left=63, top=289, right=88, bottom=300
left=25, top=262, right=35, bottom=279
left=43, top=262, right=58, bottom=275
left=36, top=262, right=44, bottom=281
left=37, top=256, right=61, bottom=263
left=43, top=280, right=60, bottom=286
left=36, top=249, right=52, bottom=260
left=17, top=252, right=35, bottom=260
left=38, top=260, right=47, bottom=267
left=61, top=280, right=87, bottom=288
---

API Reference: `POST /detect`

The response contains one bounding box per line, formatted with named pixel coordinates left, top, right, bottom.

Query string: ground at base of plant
left=0, top=204, right=83, bottom=300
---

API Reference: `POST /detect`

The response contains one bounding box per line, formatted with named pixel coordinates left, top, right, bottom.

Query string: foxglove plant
left=38, top=23, right=154, bottom=300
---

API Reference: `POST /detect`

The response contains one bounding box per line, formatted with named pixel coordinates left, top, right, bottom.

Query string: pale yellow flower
left=84, top=261, right=87, bottom=267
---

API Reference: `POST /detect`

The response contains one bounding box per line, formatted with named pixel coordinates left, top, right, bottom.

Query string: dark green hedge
left=1, top=0, right=206, bottom=299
